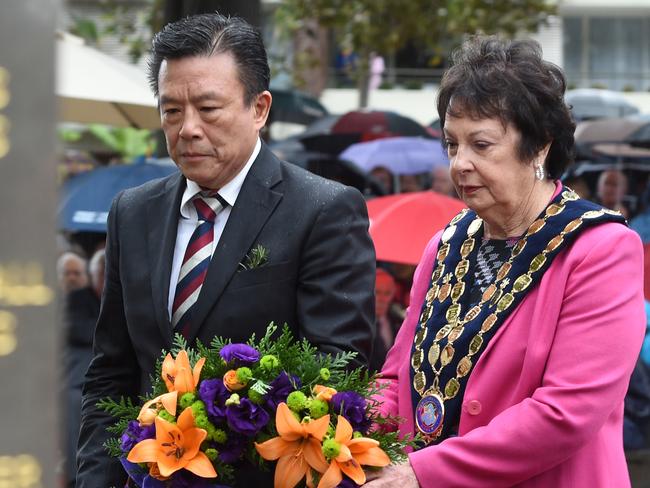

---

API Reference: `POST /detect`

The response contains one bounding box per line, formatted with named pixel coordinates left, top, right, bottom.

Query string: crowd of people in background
left=56, top=247, right=105, bottom=488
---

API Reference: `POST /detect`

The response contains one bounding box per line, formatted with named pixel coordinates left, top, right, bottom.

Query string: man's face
left=158, top=52, right=271, bottom=190
left=598, top=171, right=627, bottom=208
left=375, top=275, right=396, bottom=318
left=61, top=258, right=88, bottom=293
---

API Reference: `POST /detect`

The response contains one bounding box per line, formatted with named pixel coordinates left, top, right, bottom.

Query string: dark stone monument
left=0, top=1, right=58, bottom=486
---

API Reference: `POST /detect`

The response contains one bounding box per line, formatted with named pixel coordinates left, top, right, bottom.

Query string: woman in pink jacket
left=365, top=37, right=645, bottom=488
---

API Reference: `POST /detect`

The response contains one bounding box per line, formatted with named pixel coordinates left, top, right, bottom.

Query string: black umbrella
left=297, top=109, right=433, bottom=155
left=269, top=89, right=329, bottom=125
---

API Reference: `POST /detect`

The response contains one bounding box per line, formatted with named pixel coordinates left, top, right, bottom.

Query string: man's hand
left=364, top=462, right=420, bottom=487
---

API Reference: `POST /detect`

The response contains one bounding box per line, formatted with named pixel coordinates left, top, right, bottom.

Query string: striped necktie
left=172, top=193, right=227, bottom=337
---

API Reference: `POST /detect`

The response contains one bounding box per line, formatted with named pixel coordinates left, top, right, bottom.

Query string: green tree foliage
left=276, top=0, right=556, bottom=106
left=59, top=125, right=156, bottom=161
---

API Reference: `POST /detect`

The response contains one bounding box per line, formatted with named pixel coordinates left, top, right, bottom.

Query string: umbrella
left=575, top=117, right=650, bottom=162
left=575, top=117, right=650, bottom=145
left=331, top=110, right=431, bottom=138
left=305, top=157, right=385, bottom=196
left=565, top=89, right=640, bottom=121
left=56, top=31, right=160, bottom=129
left=340, top=137, right=448, bottom=175
left=299, top=110, right=431, bottom=155
left=269, top=89, right=329, bottom=125
left=59, top=159, right=178, bottom=232
left=367, top=191, right=466, bottom=265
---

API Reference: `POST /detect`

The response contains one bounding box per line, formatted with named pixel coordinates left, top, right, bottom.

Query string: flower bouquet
left=99, top=323, right=415, bottom=487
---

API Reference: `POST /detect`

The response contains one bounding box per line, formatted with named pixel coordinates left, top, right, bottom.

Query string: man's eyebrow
left=159, top=92, right=222, bottom=105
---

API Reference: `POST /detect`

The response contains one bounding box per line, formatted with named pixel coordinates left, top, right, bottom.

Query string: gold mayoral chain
left=411, top=188, right=621, bottom=443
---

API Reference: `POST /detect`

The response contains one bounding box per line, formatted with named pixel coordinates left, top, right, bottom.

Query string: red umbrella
left=367, top=191, right=466, bottom=265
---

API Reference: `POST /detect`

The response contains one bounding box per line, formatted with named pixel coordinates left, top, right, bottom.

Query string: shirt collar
left=179, top=137, right=261, bottom=219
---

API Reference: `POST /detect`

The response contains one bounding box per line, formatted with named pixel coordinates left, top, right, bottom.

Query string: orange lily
left=313, top=385, right=337, bottom=402
left=127, top=407, right=217, bottom=479
left=162, top=350, right=205, bottom=394
left=255, top=402, right=330, bottom=488
left=137, top=391, right=178, bottom=426
left=317, top=415, right=390, bottom=488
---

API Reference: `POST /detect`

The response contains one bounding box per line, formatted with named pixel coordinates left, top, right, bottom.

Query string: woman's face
left=444, top=114, right=537, bottom=224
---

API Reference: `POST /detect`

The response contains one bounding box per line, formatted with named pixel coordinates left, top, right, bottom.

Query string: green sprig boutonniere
left=239, top=244, right=269, bottom=270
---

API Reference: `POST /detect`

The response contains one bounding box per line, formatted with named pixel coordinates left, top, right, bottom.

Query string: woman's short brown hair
left=437, top=36, right=575, bottom=179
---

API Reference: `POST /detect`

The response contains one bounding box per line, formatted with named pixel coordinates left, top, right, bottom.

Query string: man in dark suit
left=75, top=13, right=375, bottom=488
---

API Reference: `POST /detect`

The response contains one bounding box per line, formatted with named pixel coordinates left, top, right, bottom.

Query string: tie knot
left=193, top=193, right=226, bottom=224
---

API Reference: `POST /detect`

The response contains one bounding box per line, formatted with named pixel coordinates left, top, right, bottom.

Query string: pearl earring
left=535, top=163, right=545, bottom=181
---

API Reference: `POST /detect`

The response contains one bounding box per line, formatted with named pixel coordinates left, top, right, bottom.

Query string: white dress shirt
left=167, top=138, right=261, bottom=319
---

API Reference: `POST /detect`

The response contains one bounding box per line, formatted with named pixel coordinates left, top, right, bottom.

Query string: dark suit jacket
left=76, top=144, right=376, bottom=487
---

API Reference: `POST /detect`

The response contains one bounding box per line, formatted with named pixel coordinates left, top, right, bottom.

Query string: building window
left=563, top=16, right=650, bottom=91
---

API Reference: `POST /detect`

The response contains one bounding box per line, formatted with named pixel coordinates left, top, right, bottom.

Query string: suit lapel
left=146, top=172, right=185, bottom=349
left=185, top=145, right=284, bottom=342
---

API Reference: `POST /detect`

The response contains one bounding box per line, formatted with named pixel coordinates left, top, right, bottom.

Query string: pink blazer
left=378, top=222, right=645, bottom=487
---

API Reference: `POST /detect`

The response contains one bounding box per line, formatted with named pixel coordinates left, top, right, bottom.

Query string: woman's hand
left=363, top=462, right=420, bottom=487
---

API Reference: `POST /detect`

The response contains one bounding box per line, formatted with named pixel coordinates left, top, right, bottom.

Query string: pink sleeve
left=375, top=232, right=442, bottom=419
left=408, top=225, right=646, bottom=487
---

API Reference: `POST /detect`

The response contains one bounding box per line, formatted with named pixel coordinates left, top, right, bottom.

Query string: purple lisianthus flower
left=169, top=470, right=232, bottom=488
left=337, top=477, right=361, bottom=488
left=265, top=371, right=301, bottom=410
left=120, top=458, right=148, bottom=486
left=218, top=433, right=247, bottom=464
left=219, top=343, right=260, bottom=366
left=120, top=420, right=155, bottom=454
left=331, top=391, right=371, bottom=434
left=226, top=397, right=270, bottom=436
left=199, top=378, right=230, bottom=423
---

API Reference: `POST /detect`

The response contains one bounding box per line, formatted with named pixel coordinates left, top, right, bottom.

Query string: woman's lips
left=462, top=185, right=481, bottom=195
